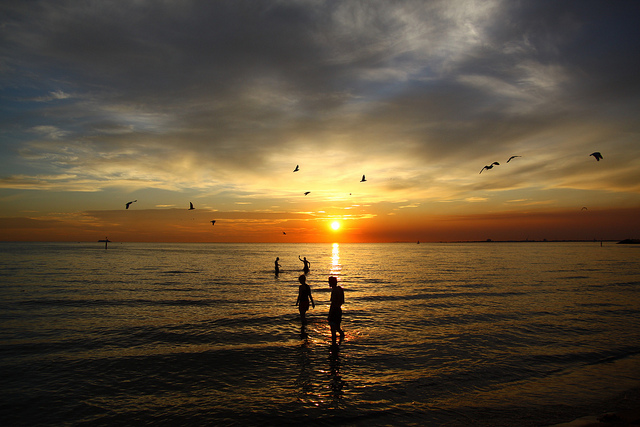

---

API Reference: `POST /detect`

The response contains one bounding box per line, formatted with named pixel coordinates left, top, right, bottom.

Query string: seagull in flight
left=304, top=191, right=310, bottom=196
left=360, top=175, right=367, bottom=182
left=590, top=152, right=603, bottom=161
left=282, top=231, right=286, bottom=235
left=189, top=202, right=195, bottom=210
left=125, top=200, right=137, bottom=209
left=479, top=162, right=500, bottom=174
left=507, top=156, right=521, bottom=163
left=293, top=165, right=299, bottom=172
left=581, top=207, right=588, bottom=211
left=211, top=220, right=216, bottom=226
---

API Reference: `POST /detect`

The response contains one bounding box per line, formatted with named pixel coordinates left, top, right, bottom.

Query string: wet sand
left=548, top=387, right=640, bottom=426
left=447, top=387, right=640, bottom=427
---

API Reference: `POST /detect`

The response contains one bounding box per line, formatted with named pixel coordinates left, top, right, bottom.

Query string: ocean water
left=0, top=242, right=639, bottom=426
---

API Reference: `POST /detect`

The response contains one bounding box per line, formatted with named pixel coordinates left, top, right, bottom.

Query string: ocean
left=1, top=242, right=639, bottom=426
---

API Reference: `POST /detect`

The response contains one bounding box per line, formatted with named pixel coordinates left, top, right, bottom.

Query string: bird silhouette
left=581, top=207, right=588, bottom=210
left=211, top=220, right=216, bottom=225
left=507, top=156, right=521, bottom=163
left=189, top=202, right=195, bottom=210
left=360, top=175, right=367, bottom=182
left=304, top=191, right=310, bottom=196
left=282, top=231, right=286, bottom=235
left=125, top=200, right=137, bottom=209
left=479, top=162, right=500, bottom=174
left=590, top=152, right=603, bottom=161
left=293, top=165, right=299, bottom=172
left=479, top=165, right=493, bottom=174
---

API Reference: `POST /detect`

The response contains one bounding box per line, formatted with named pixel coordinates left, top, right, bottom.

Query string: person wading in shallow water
left=274, top=257, right=281, bottom=275
left=295, top=274, right=315, bottom=323
left=298, top=256, right=311, bottom=273
left=328, top=276, right=345, bottom=344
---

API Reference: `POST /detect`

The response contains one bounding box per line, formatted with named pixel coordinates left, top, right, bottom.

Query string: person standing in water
left=328, top=276, right=345, bottom=344
left=295, top=274, right=315, bottom=323
left=274, top=257, right=281, bottom=275
left=298, top=255, right=311, bottom=274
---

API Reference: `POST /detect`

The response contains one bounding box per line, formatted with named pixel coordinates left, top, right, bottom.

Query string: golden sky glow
left=1, top=1, right=639, bottom=242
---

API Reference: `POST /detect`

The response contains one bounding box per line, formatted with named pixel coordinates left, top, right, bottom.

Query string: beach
left=549, top=388, right=640, bottom=427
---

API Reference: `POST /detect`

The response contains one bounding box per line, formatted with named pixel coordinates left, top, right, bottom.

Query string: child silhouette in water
left=295, top=274, right=315, bottom=323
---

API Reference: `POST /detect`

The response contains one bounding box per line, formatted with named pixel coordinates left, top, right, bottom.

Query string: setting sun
left=331, top=221, right=341, bottom=231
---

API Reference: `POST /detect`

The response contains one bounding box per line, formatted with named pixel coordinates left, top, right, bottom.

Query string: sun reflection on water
left=330, top=243, right=341, bottom=277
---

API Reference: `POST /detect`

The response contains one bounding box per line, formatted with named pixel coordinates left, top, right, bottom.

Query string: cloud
left=30, top=90, right=72, bottom=102
left=29, top=125, right=70, bottom=140
left=0, top=216, right=65, bottom=229
left=0, top=1, right=639, bottom=241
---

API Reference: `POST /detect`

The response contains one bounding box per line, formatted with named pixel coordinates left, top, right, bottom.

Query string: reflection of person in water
left=295, top=274, right=315, bottom=323
left=329, top=343, right=344, bottom=403
left=274, top=257, right=281, bottom=275
left=328, top=276, right=345, bottom=344
left=298, top=256, right=310, bottom=273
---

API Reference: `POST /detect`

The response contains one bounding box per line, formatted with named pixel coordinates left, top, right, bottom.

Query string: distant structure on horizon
left=98, top=237, right=111, bottom=249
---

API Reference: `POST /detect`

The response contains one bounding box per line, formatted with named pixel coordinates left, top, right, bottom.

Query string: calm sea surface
left=1, top=242, right=639, bottom=426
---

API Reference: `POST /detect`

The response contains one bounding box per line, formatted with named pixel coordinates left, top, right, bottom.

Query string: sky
left=1, top=0, right=639, bottom=243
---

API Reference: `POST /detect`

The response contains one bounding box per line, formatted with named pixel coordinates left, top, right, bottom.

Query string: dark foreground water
left=1, top=242, right=639, bottom=426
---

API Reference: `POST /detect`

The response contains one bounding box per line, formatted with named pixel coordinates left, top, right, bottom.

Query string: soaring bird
left=581, top=207, right=588, bottom=211
left=590, top=152, right=603, bottom=161
left=304, top=191, right=310, bottom=196
left=189, top=202, right=195, bottom=210
left=282, top=231, right=286, bottom=235
left=211, top=220, right=216, bottom=226
left=293, top=165, right=299, bottom=172
left=125, top=200, right=137, bottom=209
left=360, top=175, right=367, bottom=182
left=479, top=162, right=500, bottom=174
left=507, top=156, right=521, bottom=163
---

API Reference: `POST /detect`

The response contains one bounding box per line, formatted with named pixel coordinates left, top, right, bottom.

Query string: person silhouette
left=274, top=257, right=281, bottom=275
left=328, top=276, right=345, bottom=344
left=295, top=275, right=315, bottom=323
left=299, top=256, right=311, bottom=273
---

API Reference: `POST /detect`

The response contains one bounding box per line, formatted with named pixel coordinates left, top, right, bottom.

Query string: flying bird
left=282, top=231, right=286, bottom=235
left=360, top=175, right=367, bottom=182
left=507, top=156, right=521, bottom=163
left=211, top=220, right=216, bottom=226
left=293, top=165, right=299, bottom=172
left=590, top=152, right=603, bottom=161
left=304, top=191, right=310, bottom=196
left=479, top=162, right=500, bottom=174
left=125, top=200, right=137, bottom=209
left=581, top=207, right=588, bottom=210
left=189, top=202, right=195, bottom=210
